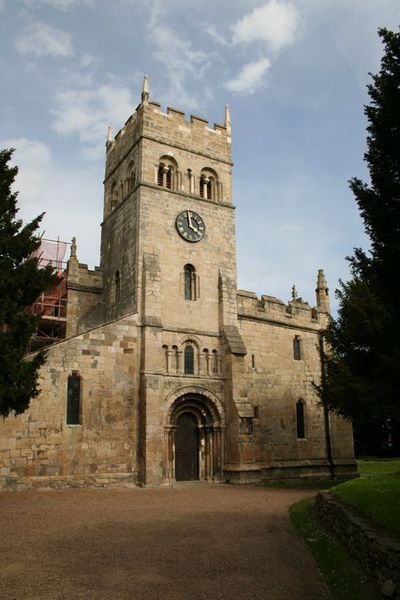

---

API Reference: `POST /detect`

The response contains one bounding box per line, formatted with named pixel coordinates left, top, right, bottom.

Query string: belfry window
left=293, top=335, right=301, bottom=360
left=184, top=264, right=196, bottom=300
left=296, top=399, right=306, bottom=439
left=110, top=181, right=118, bottom=211
left=200, top=175, right=213, bottom=200
left=166, top=168, right=172, bottom=189
left=67, top=373, right=81, bottom=425
left=115, top=270, right=121, bottom=303
left=184, top=345, right=195, bottom=375
left=126, top=161, right=136, bottom=192
left=199, top=169, right=219, bottom=201
left=157, top=164, right=164, bottom=186
left=157, top=160, right=175, bottom=190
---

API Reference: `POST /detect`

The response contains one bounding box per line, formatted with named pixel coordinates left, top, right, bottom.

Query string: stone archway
left=164, top=392, right=224, bottom=484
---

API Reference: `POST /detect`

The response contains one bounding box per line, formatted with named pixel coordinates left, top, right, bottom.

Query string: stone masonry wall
left=66, top=261, right=103, bottom=337
left=316, top=492, right=400, bottom=599
left=0, top=314, right=138, bottom=490
left=236, top=290, right=355, bottom=477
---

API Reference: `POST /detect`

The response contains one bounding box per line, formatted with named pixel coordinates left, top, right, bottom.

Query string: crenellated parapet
left=106, top=100, right=231, bottom=169
left=66, top=240, right=103, bottom=337
left=103, top=77, right=232, bottom=220
left=237, top=286, right=329, bottom=330
left=67, top=258, right=103, bottom=290
left=141, top=101, right=231, bottom=159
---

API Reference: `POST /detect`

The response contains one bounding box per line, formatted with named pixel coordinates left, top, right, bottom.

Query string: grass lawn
left=357, top=457, right=400, bottom=475
left=289, top=459, right=400, bottom=599
left=290, top=498, right=380, bottom=600
left=331, top=458, right=400, bottom=538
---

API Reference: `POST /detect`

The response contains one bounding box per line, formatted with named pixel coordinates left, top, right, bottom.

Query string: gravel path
left=0, top=485, right=329, bottom=600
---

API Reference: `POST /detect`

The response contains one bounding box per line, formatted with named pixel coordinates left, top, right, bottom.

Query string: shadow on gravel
left=0, top=486, right=329, bottom=600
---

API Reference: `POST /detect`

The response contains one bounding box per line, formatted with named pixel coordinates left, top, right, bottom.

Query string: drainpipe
left=319, top=333, right=335, bottom=479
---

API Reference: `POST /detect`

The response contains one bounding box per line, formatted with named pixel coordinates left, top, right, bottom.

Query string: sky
left=0, top=0, right=399, bottom=314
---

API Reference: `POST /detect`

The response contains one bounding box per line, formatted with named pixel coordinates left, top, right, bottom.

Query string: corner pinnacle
left=142, top=75, right=149, bottom=103
left=224, top=104, right=231, bottom=134
left=106, top=125, right=113, bottom=145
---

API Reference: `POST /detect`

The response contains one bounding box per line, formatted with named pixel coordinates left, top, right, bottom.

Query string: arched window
left=162, top=344, right=169, bottom=372
left=199, top=175, right=213, bottom=199
left=115, top=270, right=121, bottom=303
left=166, top=167, right=172, bottom=189
left=172, top=345, right=179, bottom=373
left=110, top=181, right=118, bottom=211
left=157, top=157, right=177, bottom=190
left=296, top=399, right=306, bottom=439
left=293, top=335, right=301, bottom=360
left=157, top=163, right=165, bottom=186
left=126, top=161, right=136, bottom=192
left=184, top=264, right=196, bottom=300
left=199, top=169, right=219, bottom=201
left=184, top=345, right=194, bottom=374
left=67, top=373, right=81, bottom=425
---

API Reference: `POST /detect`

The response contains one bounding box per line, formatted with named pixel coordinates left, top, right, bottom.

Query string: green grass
left=331, top=459, right=400, bottom=537
left=357, top=458, right=400, bottom=475
left=288, top=460, right=400, bottom=598
left=290, top=498, right=380, bottom=600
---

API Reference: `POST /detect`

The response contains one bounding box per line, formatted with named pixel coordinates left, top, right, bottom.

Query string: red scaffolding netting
left=28, top=237, right=70, bottom=351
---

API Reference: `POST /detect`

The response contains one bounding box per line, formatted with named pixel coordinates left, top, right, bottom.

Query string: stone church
left=0, top=78, right=356, bottom=490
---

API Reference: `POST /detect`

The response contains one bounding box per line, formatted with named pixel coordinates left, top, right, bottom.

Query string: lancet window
left=184, top=345, right=195, bottom=375
left=296, top=399, right=306, bottom=439
left=184, top=264, right=197, bottom=300
left=67, top=373, right=81, bottom=425
left=293, top=335, right=302, bottom=361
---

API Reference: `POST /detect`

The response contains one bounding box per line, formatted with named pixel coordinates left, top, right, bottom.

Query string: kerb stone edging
left=315, top=492, right=400, bottom=599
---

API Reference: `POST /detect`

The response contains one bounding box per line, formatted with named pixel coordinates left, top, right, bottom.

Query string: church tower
left=102, top=77, right=238, bottom=485
left=101, top=77, right=235, bottom=325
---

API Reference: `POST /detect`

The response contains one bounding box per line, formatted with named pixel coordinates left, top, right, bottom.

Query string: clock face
left=176, top=210, right=205, bottom=242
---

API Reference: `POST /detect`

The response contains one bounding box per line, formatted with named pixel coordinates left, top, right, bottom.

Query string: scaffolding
left=28, top=237, right=69, bottom=352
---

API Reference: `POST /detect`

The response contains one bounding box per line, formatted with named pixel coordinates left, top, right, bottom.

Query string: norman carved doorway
left=175, top=412, right=199, bottom=481
left=165, top=392, right=224, bottom=484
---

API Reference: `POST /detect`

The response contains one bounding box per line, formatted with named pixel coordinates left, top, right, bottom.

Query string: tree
left=0, top=149, right=59, bottom=418
left=321, top=28, right=400, bottom=455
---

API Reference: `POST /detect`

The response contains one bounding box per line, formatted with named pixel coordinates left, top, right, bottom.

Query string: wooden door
left=175, top=413, right=199, bottom=481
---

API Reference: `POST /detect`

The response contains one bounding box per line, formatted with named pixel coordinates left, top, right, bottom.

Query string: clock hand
left=187, top=211, right=199, bottom=233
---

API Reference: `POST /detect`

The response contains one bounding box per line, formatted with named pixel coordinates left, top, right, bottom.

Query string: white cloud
left=148, top=3, right=213, bottom=110
left=1, top=138, right=51, bottom=205
left=152, top=26, right=211, bottom=109
left=1, top=137, right=102, bottom=268
left=232, top=0, right=300, bottom=52
left=226, top=58, right=271, bottom=94
left=51, top=84, right=133, bottom=158
left=205, top=25, right=228, bottom=47
left=15, top=21, right=74, bottom=58
left=22, top=0, right=93, bottom=9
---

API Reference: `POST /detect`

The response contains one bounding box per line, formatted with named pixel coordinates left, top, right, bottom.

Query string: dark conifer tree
left=321, top=28, right=400, bottom=455
left=0, top=149, right=59, bottom=417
